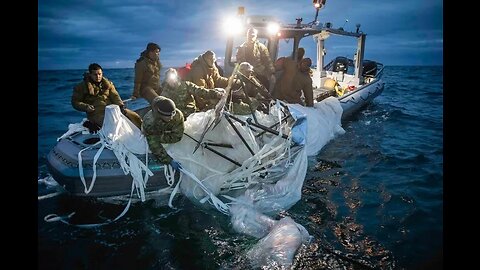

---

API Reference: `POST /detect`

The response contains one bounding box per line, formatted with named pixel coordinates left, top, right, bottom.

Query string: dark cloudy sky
left=38, top=0, right=443, bottom=70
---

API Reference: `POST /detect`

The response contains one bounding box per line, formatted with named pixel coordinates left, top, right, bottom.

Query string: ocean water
left=38, top=66, right=443, bottom=269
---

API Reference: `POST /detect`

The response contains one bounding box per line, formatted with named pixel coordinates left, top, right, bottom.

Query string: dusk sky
left=38, top=0, right=443, bottom=70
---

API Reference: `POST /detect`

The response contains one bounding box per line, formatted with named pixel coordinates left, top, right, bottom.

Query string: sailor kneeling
left=142, top=96, right=184, bottom=170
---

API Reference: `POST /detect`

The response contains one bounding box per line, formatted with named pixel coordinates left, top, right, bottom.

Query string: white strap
left=43, top=181, right=136, bottom=228
left=78, top=140, right=103, bottom=194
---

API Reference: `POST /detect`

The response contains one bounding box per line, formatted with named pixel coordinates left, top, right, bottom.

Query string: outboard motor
left=332, top=57, right=349, bottom=73
left=362, top=60, right=377, bottom=77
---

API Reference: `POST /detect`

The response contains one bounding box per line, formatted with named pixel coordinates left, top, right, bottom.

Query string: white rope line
left=179, top=167, right=230, bottom=215
left=38, top=191, right=64, bottom=200
left=57, top=118, right=89, bottom=141
left=43, top=181, right=136, bottom=228
left=78, top=140, right=103, bottom=194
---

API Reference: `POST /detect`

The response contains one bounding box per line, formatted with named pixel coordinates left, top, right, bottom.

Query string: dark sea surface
left=38, top=66, right=443, bottom=269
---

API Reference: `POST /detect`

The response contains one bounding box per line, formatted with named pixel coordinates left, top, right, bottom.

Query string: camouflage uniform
left=230, top=99, right=261, bottom=115
left=142, top=107, right=185, bottom=164
left=161, top=80, right=222, bottom=118
left=185, top=54, right=229, bottom=111
left=229, top=73, right=270, bottom=115
left=72, top=75, right=142, bottom=128
left=236, top=41, right=275, bottom=88
left=237, top=73, right=271, bottom=100
left=132, top=51, right=163, bottom=103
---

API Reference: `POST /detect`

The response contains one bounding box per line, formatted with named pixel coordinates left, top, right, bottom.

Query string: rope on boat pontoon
left=44, top=106, right=161, bottom=227
left=78, top=140, right=104, bottom=194
left=76, top=112, right=154, bottom=201
left=43, top=181, right=136, bottom=228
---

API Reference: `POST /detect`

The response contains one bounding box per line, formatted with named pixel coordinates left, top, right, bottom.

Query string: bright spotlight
left=267, top=22, right=279, bottom=35
left=223, top=17, right=243, bottom=35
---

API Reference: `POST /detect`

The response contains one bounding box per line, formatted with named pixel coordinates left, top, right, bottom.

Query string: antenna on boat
left=311, top=0, right=326, bottom=25
left=340, top=19, right=349, bottom=30
left=355, top=23, right=361, bottom=33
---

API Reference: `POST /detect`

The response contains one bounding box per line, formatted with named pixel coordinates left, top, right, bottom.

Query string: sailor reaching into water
left=142, top=96, right=184, bottom=170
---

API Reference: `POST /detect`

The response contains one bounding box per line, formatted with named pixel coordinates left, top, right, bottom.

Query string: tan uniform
left=132, top=51, right=163, bottom=103
left=72, top=75, right=142, bottom=128
left=236, top=41, right=275, bottom=87
left=274, top=69, right=313, bottom=107
left=185, top=55, right=229, bottom=110
left=272, top=57, right=298, bottom=100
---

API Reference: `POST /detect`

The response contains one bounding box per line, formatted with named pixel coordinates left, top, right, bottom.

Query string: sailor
left=272, top=58, right=314, bottom=107
left=230, top=62, right=271, bottom=115
left=272, top=47, right=307, bottom=99
left=71, top=63, right=142, bottom=133
left=185, top=50, right=230, bottom=111
left=142, top=96, right=184, bottom=170
left=235, top=27, right=276, bottom=90
left=161, top=68, right=225, bottom=118
left=130, top=42, right=162, bottom=103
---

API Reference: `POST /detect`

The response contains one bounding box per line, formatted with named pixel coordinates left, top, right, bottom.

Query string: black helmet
left=152, top=96, right=176, bottom=117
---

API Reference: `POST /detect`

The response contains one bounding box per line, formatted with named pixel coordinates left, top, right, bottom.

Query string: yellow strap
left=335, top=84, right=344, bottom=97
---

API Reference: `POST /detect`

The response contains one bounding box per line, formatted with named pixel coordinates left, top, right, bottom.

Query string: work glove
left=83, top=120, right=101, bottom=134
left=169, top=160, right=182, bottom=171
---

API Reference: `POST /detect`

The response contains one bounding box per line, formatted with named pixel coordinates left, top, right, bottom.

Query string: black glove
left=120, top=105, right=127, bottom=116
left=83, top=120, right=101, bottom=134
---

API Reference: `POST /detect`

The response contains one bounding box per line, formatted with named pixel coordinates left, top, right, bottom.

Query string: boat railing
left=123, top=98, right=151, bottom=117
left=322, top=57, right=355, bottom=72
left=373, top=63, right=384, bottom=79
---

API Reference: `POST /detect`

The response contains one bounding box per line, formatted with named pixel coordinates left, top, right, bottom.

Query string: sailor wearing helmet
left=142, top=96, right=184, bottom=168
